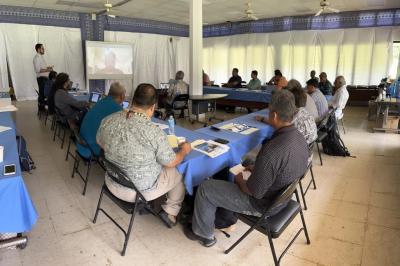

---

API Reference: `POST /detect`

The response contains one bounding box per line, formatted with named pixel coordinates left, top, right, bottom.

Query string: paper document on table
left=0, top=105, right=18, bottom=112
left=153, top=122, right=169, bottom=130
left=229, top=164, right=251, bottom=180
left=0, top=125, right=12, bottom=133
left=191, top=139, right=229, bottom=158
left=219, top=123, right=259, bottom=135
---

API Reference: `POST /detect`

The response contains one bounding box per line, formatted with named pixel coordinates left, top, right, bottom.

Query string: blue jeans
left=192, top=179, right=260, bottom=240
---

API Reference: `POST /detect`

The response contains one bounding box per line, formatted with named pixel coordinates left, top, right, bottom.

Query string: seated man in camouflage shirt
left=97, top=83, right=192, bottom=228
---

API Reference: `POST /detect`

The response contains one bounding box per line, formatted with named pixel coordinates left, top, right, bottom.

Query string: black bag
left=16, top=135, right=36, bottom=172
left=215, top=208, right=238, bottom=229
left=321, top=115, right=351, bottom=157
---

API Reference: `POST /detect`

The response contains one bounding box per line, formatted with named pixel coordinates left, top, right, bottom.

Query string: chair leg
left=299, top=181, right=308, bottom=210
left=225, top=223, right=258, bottom=254
left=71, top=154, right=79, bottom=178
left=44, top=112, right=48, bottom=125
left=82, top=160, right=91, bottom=196
left=341, top=119, right=346, bottom=134
left=295, top=190, right=311, bottom=245
left=310, top=165, right=316, bottom=190
left=265, top=227, right=279, bottom=266
left=93, top=187, right=105, bottom=224
left=65, top=137, right=72, bottom=161
left=53, top=123, right=58, bottom=141
left=51, top=116, right=56, bottom=131
left=316, top=142, right=323, bottom=166
left=61, top=128, right=66, bottom=149
left=121, top=201, right=140, bottom=256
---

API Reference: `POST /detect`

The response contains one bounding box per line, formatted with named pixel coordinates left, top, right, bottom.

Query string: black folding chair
left=225, top=178, right=310, bottom=266
left=298, top=142, right=317, bottom=210
left=172, top=94, right=189, bottom=119
left=67, top=127, right=103, bottom=195
left=315, top=109, right=334, bottom=166
left=53, top=107, right=70, bottom=149
left=93, top=158, right=158, bottom=256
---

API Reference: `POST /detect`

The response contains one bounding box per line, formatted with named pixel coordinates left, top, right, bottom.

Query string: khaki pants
left=105, top=167, right=185, bottom=216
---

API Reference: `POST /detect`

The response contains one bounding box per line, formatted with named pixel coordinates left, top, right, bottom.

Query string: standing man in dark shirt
left=227, top=68, right=242, bottom=88
left=184, top=90, right=309, bottom=247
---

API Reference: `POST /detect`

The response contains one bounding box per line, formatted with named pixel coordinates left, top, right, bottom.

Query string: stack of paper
left=191, top=139, right=229, bottom=158
left=0, top=105, right=18, bottom=112
left=0, top=125, right=12, bottom=133
left=153, top=122, right=169, bottom=130
left=219, top=123, right=259, bottom=135
left=229, top=164, right=251, bottom=180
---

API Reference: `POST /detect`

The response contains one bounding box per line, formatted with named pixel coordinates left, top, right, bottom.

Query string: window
left=389, top=42, right=400, bottom=79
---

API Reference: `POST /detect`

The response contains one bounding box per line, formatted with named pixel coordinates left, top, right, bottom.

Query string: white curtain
left=104, top=31, right=189, bottom=95
left=0, top=24, right=84, bottom=100
left=203, top=26, right=400, bottom=86
left=0, top=29, right=8, bottom=92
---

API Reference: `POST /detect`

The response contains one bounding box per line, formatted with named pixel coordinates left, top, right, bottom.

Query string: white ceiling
left=1, top=0, right=400, bottom=25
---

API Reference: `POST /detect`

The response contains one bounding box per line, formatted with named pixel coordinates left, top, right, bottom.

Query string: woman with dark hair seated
left=48, top=73, right=89, bottom=128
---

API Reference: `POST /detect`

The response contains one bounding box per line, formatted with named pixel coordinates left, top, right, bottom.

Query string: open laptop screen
left=159, top=83, right=170, bottom=90
left=121, top=100, right=129, bottom=109
left=89, top=92, right=102, bottom=103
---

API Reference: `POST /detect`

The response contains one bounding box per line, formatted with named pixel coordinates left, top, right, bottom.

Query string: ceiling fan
left=238, top=2, right=259, bottom=21
left=315, top=0, right=340, bottom=16
left=95, top=0, right=132, bottom=17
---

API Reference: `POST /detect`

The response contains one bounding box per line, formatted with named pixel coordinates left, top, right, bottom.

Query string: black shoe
left=159, top=210, right=177, bottom=229
left=183, top=224, right=217, bottom=247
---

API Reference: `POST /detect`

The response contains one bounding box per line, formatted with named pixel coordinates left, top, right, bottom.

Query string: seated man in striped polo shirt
left=184, top=90, right=309, bottom=247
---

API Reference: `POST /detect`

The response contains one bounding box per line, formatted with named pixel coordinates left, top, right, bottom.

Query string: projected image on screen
left=86, top=41, right=133, bottom=79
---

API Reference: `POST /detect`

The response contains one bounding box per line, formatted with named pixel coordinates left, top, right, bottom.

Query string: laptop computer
left=89, top=92, right=102, bottom=103
left=159, top=83, right=170, bottom=90
left=121, top=100, right=130, bottom=109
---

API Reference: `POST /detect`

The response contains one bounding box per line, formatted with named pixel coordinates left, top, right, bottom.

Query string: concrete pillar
left=189, top=0, right=203, bottom=96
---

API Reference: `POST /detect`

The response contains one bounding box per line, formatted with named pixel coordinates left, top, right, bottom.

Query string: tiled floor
left=1, top=101, right=400, bottom=266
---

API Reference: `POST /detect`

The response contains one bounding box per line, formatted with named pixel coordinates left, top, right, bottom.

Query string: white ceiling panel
left=0, top=0, right=399, bottom=24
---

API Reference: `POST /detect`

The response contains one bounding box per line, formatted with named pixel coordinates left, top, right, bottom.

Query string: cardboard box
left=386, top=116, right=400, bottom=130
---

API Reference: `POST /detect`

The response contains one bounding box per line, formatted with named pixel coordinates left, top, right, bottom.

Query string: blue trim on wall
left=0, top=5, right=81, bottom=28
left=103, top=16, right=189, bottom=37
left=203, top=9, right=400, bottom=37
left=0, top=5, right=399, bottom=38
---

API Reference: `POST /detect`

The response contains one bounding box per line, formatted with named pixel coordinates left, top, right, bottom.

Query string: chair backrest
left=72, top=127, right=97, bottom=157
left=173, top=93, right=189, bottom=102
left=102, top=157, right=147, bottom=202
left=266, top=178, right=301, bottom=211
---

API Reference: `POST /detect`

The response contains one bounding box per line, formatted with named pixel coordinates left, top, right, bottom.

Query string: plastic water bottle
left=76, top=83, right=80, bottom=91
left=168, top=116, right=175, bottom=135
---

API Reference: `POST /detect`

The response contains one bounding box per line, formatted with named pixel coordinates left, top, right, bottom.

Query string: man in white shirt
left=330, top=76, right=349, bottom=120
left=33, top=43, right=53, bottom=111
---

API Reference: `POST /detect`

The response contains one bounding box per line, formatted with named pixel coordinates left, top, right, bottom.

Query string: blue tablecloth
left=203, top=86, right=273, bottom=103
left=154, top=119, right=236, bottom=195
left=197, top=109, right=275, bottom=164
left=0, top=112, right=38, bottom=233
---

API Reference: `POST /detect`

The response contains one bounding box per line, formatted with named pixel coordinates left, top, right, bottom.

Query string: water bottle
left=168, top=116, right=175, bottom=135
left=76, top=83, right=80, bottom=91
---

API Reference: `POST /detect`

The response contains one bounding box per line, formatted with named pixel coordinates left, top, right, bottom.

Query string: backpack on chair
left=16, top=135, right=36, bottom=172
left=321, top=113, right=352, bottom=157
